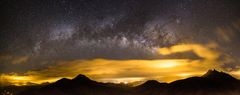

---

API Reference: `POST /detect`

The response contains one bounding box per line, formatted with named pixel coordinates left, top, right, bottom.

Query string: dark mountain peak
left=202, top=69, right=237, bottom=81
left=45, top=74, right=95, bottom=89
left=203, top=69, right=220, bottom=75
left=73, top=74, right=90, bottom=80
left=72, top=74, right=93, bottom=82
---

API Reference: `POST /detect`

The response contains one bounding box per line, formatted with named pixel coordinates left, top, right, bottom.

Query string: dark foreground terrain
left=1, top=70, right=240, bottom=95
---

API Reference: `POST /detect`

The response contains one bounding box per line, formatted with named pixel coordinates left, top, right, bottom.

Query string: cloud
left=0, top=53, right=29, bottom=64
left=216, top=27, right=232, bottom=42
left=215, top=19, right=240, bottom=43
left=158, top=43, right=220, bottom=60
left=11, top=56, right=29, bottom=64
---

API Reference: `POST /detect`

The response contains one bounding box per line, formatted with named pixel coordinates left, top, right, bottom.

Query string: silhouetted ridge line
left=16, top=70, right=240, bottom=95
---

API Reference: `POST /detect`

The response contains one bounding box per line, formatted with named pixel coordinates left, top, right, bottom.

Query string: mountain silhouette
left=14, top=70, right=240, bottom=95
left=202, top=69, right=238, bottom=82
left=44, top=74, right=98, bottom=90
left=72, top=74, right=92, bottom=82
left=18, top=74, right=130, bottom=95
left=165, top=70, right=240, bottom=95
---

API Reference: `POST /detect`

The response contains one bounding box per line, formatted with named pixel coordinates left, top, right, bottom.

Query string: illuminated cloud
left=0, top=73, right=34, bottom=86
left=158, top=43, right=220, bottom=60
left=0, top=73, right=60, bottom=86
left=0, top=58, right=222, bottom=85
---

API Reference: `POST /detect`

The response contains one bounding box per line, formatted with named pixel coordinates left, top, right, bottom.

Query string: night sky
left=1, top=0, right=240, bottom=86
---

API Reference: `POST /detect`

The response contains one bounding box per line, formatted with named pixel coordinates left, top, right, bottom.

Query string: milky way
left=0, top=0, right=240, bottom=85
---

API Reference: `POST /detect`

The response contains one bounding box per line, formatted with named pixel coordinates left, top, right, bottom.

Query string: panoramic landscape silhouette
left=1, top=0, right=240, bottom=95
left=1, top=70, right=240, bottom=95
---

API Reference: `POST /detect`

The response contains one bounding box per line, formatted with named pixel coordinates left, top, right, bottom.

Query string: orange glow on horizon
left=0, top=58, right=213, bottom=85
left=0, top=43, right=234, bottom=86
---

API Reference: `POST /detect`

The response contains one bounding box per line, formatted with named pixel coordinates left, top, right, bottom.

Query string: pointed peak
left=205, top=69, right=220, bottom=74
left=74, top=74, right=89, bottom=79
left=202, top=69, right=237, bottom=81
left=72, top=74, right=92, bottom=82
left=203, top=69, right=225, bottom=77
